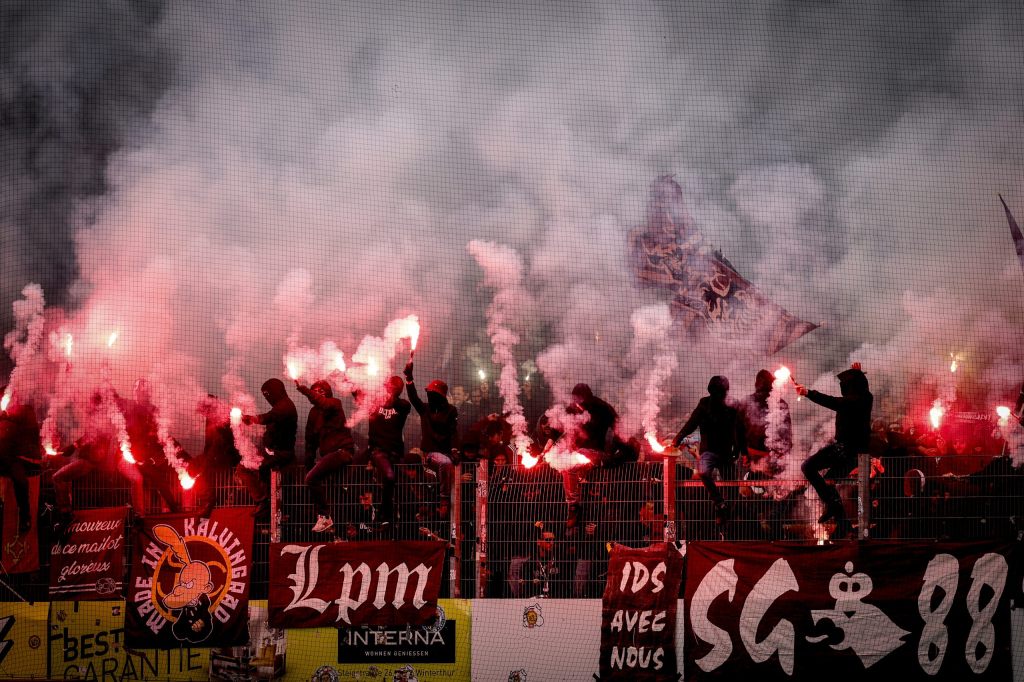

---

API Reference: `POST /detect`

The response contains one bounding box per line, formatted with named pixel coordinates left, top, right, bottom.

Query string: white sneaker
left=312, top=515, right=334, bottom=533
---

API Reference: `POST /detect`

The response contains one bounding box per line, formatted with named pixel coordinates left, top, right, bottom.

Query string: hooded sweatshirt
left=255, top=378, right=297, bottom=452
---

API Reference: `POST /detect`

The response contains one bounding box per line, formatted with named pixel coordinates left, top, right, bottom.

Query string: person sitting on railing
left=238, top=378, right=298, bottom=521
left=358, top=375, right=410, bottom=532
left=295, top=379, right=355, bottom=534
left=737, top=369, right=792, bottom=477
left=672, top=375, right=743, bottom=524
left=795, top=363, right=873, bottom=540
left=403, top=362, right=457, bottom=517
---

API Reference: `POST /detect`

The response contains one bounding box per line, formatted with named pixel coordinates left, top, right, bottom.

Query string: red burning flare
left=645, top=432, right=666, bottom=454
left=773, top=366, right=792, bottom=383
left=929, top=402, right=944, bottom=430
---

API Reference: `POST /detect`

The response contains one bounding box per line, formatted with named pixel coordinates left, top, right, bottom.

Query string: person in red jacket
left=296, top=379, right=355, bottom=533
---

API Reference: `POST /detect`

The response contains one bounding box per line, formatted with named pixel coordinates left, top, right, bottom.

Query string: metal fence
left=3, top=452, right=1022, bottom=602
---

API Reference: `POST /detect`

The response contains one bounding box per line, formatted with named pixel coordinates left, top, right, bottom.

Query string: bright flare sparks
left=334, top=352, right=346, bottom=372
left=996, top=405, right=1011, bottom=421
left=950, top=360, right=958, bottom=373
left=774, top=366, right=791, bottom=383
left=367, top=358, right=379, bottom=376
left=645, top=432, right=666, bottom=454
left=286, top=359, right=302, bottom=380
left=929, top=402, right=944, bottom=430
left=572, top=452, right=591, bottom=466
left=477, top=369, right=487, bottom=381
left=230, top=407, right=243, bottom=425
left=121, top=443, right=136, bottom=464
left=521, top=451, right=540, bottom=469
left=44, top=443, right=58, bottom=456
left=0, top=392, right=9, bottom=412
left=107, top=331, right=119, bottom=348
left=62, top=333, right=73, bottom=358
left=178, top=471, right=196, bottom=490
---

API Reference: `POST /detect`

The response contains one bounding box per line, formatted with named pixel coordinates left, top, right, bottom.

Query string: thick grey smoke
left=3, top=2, right=1024, bottom=456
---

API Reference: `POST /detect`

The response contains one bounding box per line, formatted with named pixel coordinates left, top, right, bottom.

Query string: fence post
left=475, top=460, right=488, bottom=599
left=270, top=470, right=282, bottom=543
left=450, top=463, right=462, bottom=598
left=663, top=458, right=676, bottom=542
left=857, top=452, right=870, bottom=540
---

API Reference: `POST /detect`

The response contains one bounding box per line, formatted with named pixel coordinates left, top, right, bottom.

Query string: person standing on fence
left=193, top=395, right=240, bottom=519
left=737, top=369, right=792, bottom=473
left=295, top=379, right=355, bottom=533
left=403, top=362, right=458, bottom=517
left=794, top=363, right=873, bottom=538
left=238, top=378, right=297, bottom=521
left=672, top=375, right=743, bottom=524
left=362, top=375, right=411, bottom=531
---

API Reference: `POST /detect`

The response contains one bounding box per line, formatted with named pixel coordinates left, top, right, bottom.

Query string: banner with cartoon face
left=684, top=539, right=1020, bottom=681
left=49, top=506, right=126, bottom=601
left=125, top=507, right=253, bottom=649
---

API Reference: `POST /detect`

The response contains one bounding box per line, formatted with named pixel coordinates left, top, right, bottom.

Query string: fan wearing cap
left=671, top=375, right=743, bottom=524
left=403, top=362, right=458, bottom=517
left=296, top=379, right=356, bottom=533
left=794, top=362, right=873, bottom=538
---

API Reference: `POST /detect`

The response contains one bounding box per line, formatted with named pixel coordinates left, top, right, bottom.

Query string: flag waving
left=1000, top=195, right=1024, bottom=275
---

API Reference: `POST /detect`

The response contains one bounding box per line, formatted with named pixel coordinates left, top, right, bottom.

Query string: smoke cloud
left=3, top=2, right=1024, bottom=458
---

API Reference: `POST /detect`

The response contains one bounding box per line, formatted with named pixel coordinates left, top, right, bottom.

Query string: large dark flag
left=1000, top=195, right=1024, bottom=275
left=125, top=507, right=253, bottom=648
left=630, top=176, right=817, bottom=355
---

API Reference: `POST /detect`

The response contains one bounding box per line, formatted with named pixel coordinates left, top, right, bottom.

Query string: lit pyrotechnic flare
left=997, top=405, right=1012, bottom=426
left=645, top=432, right=666, bottom=454
left=333, top=352, right=346, bottom=373
left=43, top=442, right=58, bottom=456
left=107, top=331, right=119, bottom=348
left=477, top=369, right=487, bottom=381
left=572, top=452, right=591, bottom=466
left=929, top=401, right=944, bottom=430
left=121, top=442, right=136, bottom=465
left=366, top=358, right=379, bottom=377
left=285, top=358, right=303, bottom=381
left=62, top=333, right=73, bottom=358
left=519, top=443, right=540, bottom=469
left=178, top=470, right=196, bottom=490
left=230, top=407, right=243, bottom=425
left=949, top=353, right=961, bottom=374
left=0, top=391, right=10, bottom=413
left=773, top=366, right=792, bottom=384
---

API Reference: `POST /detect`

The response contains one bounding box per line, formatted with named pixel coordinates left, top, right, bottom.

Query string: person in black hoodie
left=296, top=379, right=355, bottom=533
left=239, top=378, right=297, bottom=520
left=192, top=395, right=240, bottom=519
left=737, top=369, right=793, bottom=467
left=672, top=375, right=742, bottom=523
left=362, top=375, right=411, bottom=530
left=404, top=362, right=458, bottom=517
left=796, top=363, right=873, bottom=536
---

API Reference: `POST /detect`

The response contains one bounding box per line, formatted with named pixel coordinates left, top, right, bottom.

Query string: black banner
left=684, top=539, right=1019, bottom=681
left=125, top=507, right=253, bottom=649
left=599, top=542, right=684, bottom=681
left=337, top=607, right=456, bottom=664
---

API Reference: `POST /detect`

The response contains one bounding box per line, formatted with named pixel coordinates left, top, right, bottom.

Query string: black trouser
left=138, top=460, right=181, bottom=512
left=368, top=448, right=398, bottom=523
left=801, top=443, right=853, bottom=508
left=235, top=449, right=294, bottom=504
left=0, top=456, right=30, bottom=524
left=305, top=447, right=354, bottom=517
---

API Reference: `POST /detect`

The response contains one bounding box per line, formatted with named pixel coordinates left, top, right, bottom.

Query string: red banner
left=49, top=506, right=126, bottom=600
left=684, top=540, right=1019, bottom=681
left=599, top=542, right=684, bottom=681
left=269, top=540, right=445, bottom=628
left=125, top=507, right=253, bottom=649
left=0, top=476, right=39, bottom=574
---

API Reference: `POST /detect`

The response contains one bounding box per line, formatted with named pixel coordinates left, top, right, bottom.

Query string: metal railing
left=2, top=452, right=1022, bottom=601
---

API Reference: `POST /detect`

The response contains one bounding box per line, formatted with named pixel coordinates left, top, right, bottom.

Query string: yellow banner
left=0, top=602, right=47, bottom=679
left=49, top=601, right=210, bottom=680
